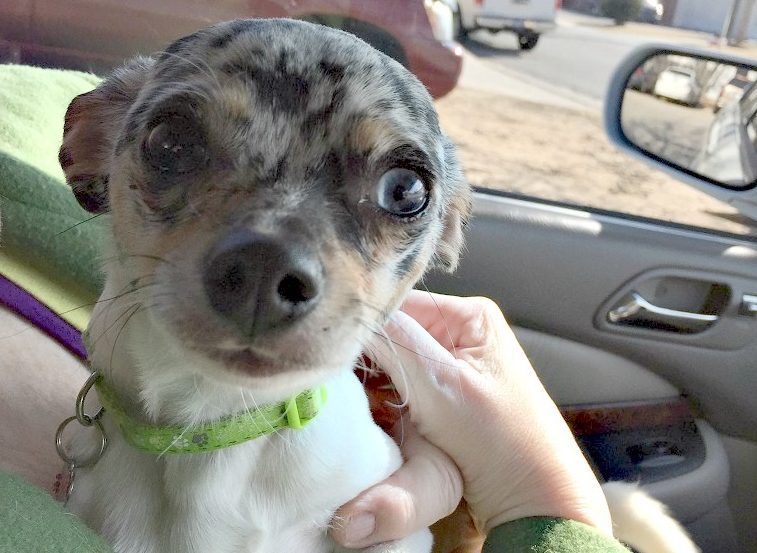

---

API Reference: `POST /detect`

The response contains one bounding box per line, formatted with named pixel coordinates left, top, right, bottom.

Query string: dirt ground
left=434, top=86, right=757, bottom=237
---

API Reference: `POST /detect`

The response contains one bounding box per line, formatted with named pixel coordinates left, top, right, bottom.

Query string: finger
left=362, top=310, right=460, bottom=407
left=400, top=292, right=511, bottom=353
left=330, top=424, right=463, bottom=548
left=399, top=290, right=481, bottom=345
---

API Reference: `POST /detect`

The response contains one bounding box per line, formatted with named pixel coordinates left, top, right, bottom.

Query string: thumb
left=330, top=424, right=463, bottom=548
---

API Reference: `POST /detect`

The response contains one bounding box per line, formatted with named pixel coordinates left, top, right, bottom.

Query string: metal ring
left=75, top=371, right=103, bottom=426
left=55, top=415, right=108, bottom=468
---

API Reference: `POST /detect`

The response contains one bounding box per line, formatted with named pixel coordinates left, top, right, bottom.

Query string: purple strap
left=0, top=274, right=87, bottom=360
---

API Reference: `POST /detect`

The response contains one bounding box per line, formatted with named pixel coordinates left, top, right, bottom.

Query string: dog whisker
left=419, top=279, right=459, bottom=360
left=143, top=76, right=216, bottom=109
left=239, top=391, right=262, bottom=434
left=62, top=280, right=159, bottom=320
left=108, top=304, right=143, bottom=370
left=354, top=321, right=409, bottom=446
left=88, top=276, right=160, bottom=342
left=354, top=318, right=410, bottom=394
left=55, top=212, right=106, bottom=235
left=88, top=302, right=142, bottom=351
left=99, top=253, right=177, bottom=268
left=372, top=325, right=411, bottom=411
left=242, top=390, right=285, bottom=440
left=418, top=280, right=465, bottom=401
left=158, top=424, right=193, bottom=459
left=357, top=317, right=466, bottom=432
left=363, top=327, right=459, bottom=370
left=354, top=299, right=389, bottom=318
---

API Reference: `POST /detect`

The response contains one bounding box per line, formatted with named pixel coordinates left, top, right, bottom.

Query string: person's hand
left=330, top=291, right=612, bottom=549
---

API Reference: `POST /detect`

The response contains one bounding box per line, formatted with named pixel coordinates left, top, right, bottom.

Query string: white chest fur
left=68, top=369, right=405, bottom=553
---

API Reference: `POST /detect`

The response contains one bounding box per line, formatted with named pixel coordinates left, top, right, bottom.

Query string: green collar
left=94, top=375, right=328, bottom=455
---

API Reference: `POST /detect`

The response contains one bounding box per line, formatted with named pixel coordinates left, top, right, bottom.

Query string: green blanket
left=0, top=64, right=105, bottom=330
left=2, top=468, right=627, bottom=553
left=0, top=472, right=112, bottom=553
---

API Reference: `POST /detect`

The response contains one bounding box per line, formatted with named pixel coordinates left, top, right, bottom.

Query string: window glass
left=430, top=8, right=757, bottom=237
left=2, top=0, right=755, bottom=236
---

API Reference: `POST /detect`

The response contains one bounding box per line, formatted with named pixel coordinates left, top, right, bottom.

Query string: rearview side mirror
left=606, top=45, right=757, bottom=194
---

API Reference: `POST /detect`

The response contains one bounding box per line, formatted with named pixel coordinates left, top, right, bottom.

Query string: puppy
left=55, top=17, right=699, bottom=553
left=58, top=18, right=469, bottom=553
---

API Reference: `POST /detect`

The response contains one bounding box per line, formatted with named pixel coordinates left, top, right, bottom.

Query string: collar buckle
left=285, top=386, right=328, bottom=429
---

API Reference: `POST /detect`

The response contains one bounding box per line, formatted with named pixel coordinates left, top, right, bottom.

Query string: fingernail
left=344, top=512, right=376, bottom=545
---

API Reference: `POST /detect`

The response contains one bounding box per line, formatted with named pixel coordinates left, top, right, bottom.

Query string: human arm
left=331, top=291, right=616, bottom=550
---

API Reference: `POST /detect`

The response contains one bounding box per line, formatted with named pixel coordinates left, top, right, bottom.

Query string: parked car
left=451, top=0, right=559, bottom=50
left=565, top=0, right=661, bottom=23
left=695, top=81, right=757, bottom=186
left=562, top=0, right=601, bottom=15
left=653, top=66, right=701, bottom=106
left=0, top=0, right=463, bottom=98
left=627, top=55, right=667, bottom=93
left=638, top=0, right=663, bottom=23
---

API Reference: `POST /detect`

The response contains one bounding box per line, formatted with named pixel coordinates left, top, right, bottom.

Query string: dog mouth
left=201, top=345, right=284, bottom=375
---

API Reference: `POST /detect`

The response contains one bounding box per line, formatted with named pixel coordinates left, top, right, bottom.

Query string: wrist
left=481, top=481, right=613, bottom=538
left=467, top=452, right=612, bottom=537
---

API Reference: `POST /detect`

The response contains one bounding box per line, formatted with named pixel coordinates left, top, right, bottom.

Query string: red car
left=0, top=0, right=463, bottom=98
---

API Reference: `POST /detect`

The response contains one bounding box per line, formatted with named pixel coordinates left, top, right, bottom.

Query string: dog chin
left=203, top=351, right=350, bottom=402
left=202, top=344, right=307, bottom=377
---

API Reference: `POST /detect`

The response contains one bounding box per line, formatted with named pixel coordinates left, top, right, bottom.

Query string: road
left=458, top=10, right=725, bottom=110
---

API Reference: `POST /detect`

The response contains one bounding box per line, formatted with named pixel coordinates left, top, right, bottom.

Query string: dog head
left=60, top=19, right=470, bottom=390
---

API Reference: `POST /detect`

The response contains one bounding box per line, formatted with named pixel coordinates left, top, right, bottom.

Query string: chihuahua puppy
left=58, top=18, right=470, bottom=553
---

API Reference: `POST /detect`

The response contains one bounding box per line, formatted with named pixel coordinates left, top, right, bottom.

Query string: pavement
left=456, top=49, right=597, bottom=111
left=559, top=10, right=757, bottom=58
left=455, top=9, right=757, bottom=112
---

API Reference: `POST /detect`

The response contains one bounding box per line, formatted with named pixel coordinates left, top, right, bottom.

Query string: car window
left=1, top=1, right=755, bottom=238
left=433, top=9, right=757, bottom=238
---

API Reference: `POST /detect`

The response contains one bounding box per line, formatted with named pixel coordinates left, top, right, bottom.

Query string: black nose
left=203, top=228, right=322, bottom=338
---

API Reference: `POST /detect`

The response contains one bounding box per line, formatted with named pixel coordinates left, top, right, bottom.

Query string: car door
left=427, top=191, right=753, bottom=553
left=425, top=47, right=757, bottom=553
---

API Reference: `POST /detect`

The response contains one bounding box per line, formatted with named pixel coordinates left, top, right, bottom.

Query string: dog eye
left=144, top=116, right=208, bottom=174
left=375, top=168, right=428, bottom=218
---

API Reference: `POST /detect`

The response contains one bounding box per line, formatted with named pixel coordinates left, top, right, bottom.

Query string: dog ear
left=433, top=139, right=472, bottom=272
left=59, top=56, right=154, bottom=213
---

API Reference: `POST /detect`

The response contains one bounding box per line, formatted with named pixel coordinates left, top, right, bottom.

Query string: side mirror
left=606, top=45, right=757, bottom=192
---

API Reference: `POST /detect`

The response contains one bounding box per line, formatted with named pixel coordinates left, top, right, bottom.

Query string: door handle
left=607, top=291, right=718, bottom=332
